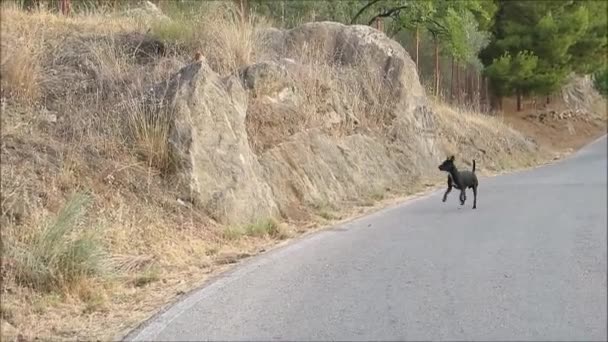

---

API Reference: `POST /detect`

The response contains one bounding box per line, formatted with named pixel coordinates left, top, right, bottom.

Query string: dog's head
left=438, top=155, right=456, bottom=172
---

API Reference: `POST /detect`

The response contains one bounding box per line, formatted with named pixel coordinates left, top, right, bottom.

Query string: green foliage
left=5, top=193, right=108, bottom=292
left=593, top=67, right=608, bottom=96
left=440, top=5, right=491, bottom=67
left=482, top=0, right=606, bottom=98
left=340, top=0, right=495, bottom=69
left=150, top=16, right=197, bottom=47
left=250, top=0, right=365, bottom=28
left=134, top=265, right=161, bottom=287
left=223, top=218, right=287, bottom=240
left=568, top=0, right=608, bottom=74
left=485, top=50, right=539, bottom=97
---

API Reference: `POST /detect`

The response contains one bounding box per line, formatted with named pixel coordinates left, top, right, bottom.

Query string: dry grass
left=0, top=30, right=42, bottom=103
left=124, top=98, right=176, bottom=173
left=433, top=103, right=546, bottom=172
left=245, top=51, right=394, bottom=155
left=223, top=218, right=290, bottom=241
left=150, top=1, right=271, bottom=75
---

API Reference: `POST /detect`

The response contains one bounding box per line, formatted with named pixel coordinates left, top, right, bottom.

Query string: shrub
left=593, top=67, right=608, bottom=97
left=4, top=193, right=108, bottom=292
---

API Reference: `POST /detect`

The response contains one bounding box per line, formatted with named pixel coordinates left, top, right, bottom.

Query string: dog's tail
left=472, top=160, right=476, bottom=173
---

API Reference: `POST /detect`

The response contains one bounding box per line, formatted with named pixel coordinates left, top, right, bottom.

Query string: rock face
left=260, top=22, right=427, bottom=108
left=155, top=22, right=443, bottom=224
left=157, top=61, right=278, bottom=224
left=253, top=22, right=441, bottom=217
left=258, top=22, right=440, bottom=166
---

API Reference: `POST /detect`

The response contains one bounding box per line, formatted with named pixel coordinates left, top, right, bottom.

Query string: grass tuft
left=133, top=265, right=161, bottom=288
left=126, top=102, right=176, bottom=173
left=223, top=218, right=288, bottom=240
left=4, top=193, right=108, bottom=292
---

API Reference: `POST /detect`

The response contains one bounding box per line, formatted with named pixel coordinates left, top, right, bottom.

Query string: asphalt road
left=127, top=136, right=607, bottom=342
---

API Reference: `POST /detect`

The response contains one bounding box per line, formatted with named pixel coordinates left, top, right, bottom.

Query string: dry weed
left=0, top=10, right=44, bottom=103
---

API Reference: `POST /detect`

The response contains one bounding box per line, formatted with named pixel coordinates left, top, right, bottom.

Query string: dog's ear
left=449, top=155, right=455, bottom=161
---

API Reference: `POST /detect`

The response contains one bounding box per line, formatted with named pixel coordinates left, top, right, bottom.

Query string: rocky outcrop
left=250, top=23, right=442, bottom=217
left=156, top=61, right=278, bottom=224
left=257, top=22, right=440, bottom=168
left=153, top=22, right=449, bottom=224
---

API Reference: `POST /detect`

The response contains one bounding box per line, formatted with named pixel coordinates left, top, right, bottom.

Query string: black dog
left=438, top=156, right=478, bottom=209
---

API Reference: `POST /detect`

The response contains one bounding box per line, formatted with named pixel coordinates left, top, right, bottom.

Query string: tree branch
left=426, top=18, right=448, bottom=37
left=350, top=0, right=381, bottom=24
left=367, top=5, right=410, bottom=26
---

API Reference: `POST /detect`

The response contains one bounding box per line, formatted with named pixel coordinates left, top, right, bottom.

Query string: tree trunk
left=462, top=65, right=471, bottom=105
left=488, top=81, right=502, bottom=112
left=415, top=27, right=419, bottom=71
left=456, top=62, right=461, bottom=104
left=466, top=66, right=473, bottom=104
left=480, top=75, right=486, bottom=111
left=434, top=39, right=440, bottom=97
left=58, top=0, right=71, bottom=15
left=450, top=56, right=455, bottom=103
left=482, top=77, right=490, bottom=112
left=475, top=71, right=481, bottom=111
left=281, top=1, right=285, bottom=28
left=490, top=93, right=502, bottom=112
left=516, top=91, right=523, bottom=111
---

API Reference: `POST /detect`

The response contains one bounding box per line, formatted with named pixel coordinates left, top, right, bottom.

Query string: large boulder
left=155, top=61, right=278, bottom=225
left=257, top=22, right=440, bottom=169
left=245, top=23, right=442, bottom=218
left=258, top=22, right=426, bottom=108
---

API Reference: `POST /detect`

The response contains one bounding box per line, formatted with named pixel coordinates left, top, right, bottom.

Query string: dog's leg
left=459, top=189, right=466, bottom=205
left=442, top=178, right=453, bottom=202
left=472, top=186, right=477, bottom=209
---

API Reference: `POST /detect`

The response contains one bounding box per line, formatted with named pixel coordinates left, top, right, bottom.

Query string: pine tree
left=481, top=0, right=601, bottom=111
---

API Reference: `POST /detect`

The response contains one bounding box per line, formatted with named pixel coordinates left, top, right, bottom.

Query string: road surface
left=127, top=136, right=607, bottom=341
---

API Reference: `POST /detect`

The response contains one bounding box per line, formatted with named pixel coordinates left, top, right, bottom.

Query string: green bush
left=593, top=67, right=608, bottom=97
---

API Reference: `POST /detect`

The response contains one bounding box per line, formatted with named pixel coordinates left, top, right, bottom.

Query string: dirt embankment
left=0, top=2, right=605, bottom=341
left=501, top=75, right=607, bottom=154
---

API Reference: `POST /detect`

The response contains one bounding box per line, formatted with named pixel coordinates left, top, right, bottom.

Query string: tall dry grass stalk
left=124, top=98, right=176, bottom=173
left=0, top=12, right=43, bottom=103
